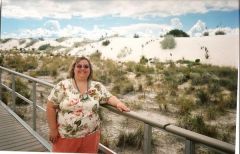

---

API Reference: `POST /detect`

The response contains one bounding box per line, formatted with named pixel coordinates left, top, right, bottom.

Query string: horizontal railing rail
left=0, top=66, right=235, bottom=154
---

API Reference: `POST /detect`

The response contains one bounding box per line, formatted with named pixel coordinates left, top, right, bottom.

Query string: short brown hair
left=69, top=56, right=93, bottom=81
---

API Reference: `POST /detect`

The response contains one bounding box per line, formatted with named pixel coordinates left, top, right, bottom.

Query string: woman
left=46, top=56, right=130, bottom=153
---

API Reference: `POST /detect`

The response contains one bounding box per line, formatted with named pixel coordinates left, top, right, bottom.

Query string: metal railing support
left=144, top=123, right=152, bottom=154
left=0, top=69, right=2, bottom=101
left=32, top=81, right=37, bottom=130
left=185, top=139, right=195, bottom=154
left=11, top=74, right=16, bottom=111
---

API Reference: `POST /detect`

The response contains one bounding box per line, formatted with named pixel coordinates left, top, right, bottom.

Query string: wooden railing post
left=185, top=139, right=195, bottom=154
left=32, top=81, right=37, bottom=130
left=11, top=74, right=16, bottom=111
left=144, top=123, right=152, bottom=154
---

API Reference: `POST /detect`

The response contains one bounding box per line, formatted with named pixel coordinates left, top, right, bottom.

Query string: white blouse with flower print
left=48, top=79, right=112, bottom=138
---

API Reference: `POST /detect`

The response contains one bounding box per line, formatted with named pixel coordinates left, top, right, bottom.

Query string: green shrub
left=117, top=126, right=144, bottom=149
left=0, top=55, right=4, bottom=65
left=0, top=38, right=12, bottom=43
left=111, top=76, right=134, bottom=95
left=4, top=54, right=38, bottom=72
left=165, top=29, right=189, bottom=37
left=125, top=61, right=137, bottom=72
left=133, top=33, right=139, bottom=38
left=102, top=40, right=110, bottom=46
left=203, top=31, right=209, bottom=36
left=139, top=56, right=148, bottom=65
left=25, top=39, right=38, bottom=48
left=89, top=51, right=102, bottom=62
left=215, top=30, right=225, bottom=35
left=134, top=64, right=154, bottom=75
left=56, top=37, right=69, bottom=42
left=178, top=114, right=218, bottom=138
left=19, top=39, right=26, bottom=45
left=38, top=43, right=51, bottom=50
left=160, top=35, right=176, bottom=49
left=178, top=97, right=194, bottom=114
left=11, top=78, right=31, bottom=105
left=196, top=89, right=210, bottom=105
left=155, top=89, right=168, bottom=111
left=1, top=88, right=10, bottom=105
left=206, top=106, right=218, bottom=120
left=195, top=59, right=200, bottom=63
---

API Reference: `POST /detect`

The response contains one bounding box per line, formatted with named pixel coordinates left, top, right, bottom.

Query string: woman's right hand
left=49, top=128, right=59, bottom=143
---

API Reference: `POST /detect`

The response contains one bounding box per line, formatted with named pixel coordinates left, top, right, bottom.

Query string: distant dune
left=1, top=34, right=239, bottom=68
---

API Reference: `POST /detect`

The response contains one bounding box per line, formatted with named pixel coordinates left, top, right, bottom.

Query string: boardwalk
left=0, top=101, right=49, bottom=152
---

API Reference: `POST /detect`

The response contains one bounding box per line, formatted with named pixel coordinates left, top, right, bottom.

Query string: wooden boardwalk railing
left=0, top=101, right=49, bottom=152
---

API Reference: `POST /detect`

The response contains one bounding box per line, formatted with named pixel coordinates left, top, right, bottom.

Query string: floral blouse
left=48, top=79, right=112, bottom=138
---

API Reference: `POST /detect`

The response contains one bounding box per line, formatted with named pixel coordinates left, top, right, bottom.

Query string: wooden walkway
left=0, top=101, right=49, bottom=152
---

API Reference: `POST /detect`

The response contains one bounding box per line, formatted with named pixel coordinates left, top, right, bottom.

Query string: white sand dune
left=1, top=34, right=239, bottom=68
left=69, top=34, right=239, bottom=68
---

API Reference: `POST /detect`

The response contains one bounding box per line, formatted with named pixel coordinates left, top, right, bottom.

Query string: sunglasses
left=76, top=64, right=89, bottom=69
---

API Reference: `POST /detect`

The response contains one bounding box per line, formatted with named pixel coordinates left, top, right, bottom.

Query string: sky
left=0, top=0, right=239, bottom=39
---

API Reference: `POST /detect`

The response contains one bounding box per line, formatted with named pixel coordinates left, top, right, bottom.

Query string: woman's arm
left=46, top=101, right=59, bottom=143
left=107, top=96, right=130, bottom=112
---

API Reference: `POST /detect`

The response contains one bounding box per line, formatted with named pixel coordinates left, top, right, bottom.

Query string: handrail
left=0, top=66, right=235, bottom=154
left=102, top=105, right=235, bottom=153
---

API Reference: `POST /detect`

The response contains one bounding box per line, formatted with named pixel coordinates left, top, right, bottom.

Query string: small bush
left=178, top=114, right=218, bottom=138
left=215, top=30, right=225, bottom=35
left=89, top=50, right=102, bottom=62
left=0, top=55, right=4, bottom=65
left=195, top=59, right=200, bottom=63
left=56, top=37, right=69, bottom=42
left=11, top=78, right=31, bottom=105
left=133, top=34, right=139, bottom=38
left=19, top=39, right=26, bottom=45
left=160, top=35, right=176, bottom=49
left=25, top=39, right=38, bottom=48
left=0, top=38, right=12, bottom=43
left=102, top=40, right=110, bottom=46
left=165, top=29, right=189, bottom=37
left=38, top=44, right=51, bottom=50
left=117, top=126, right=144, bottom=149
left=203, top=31, right=209, bottom=36
left=178, top=97, right=194, bottom=114
left=196, top=89, right=210, bottom=105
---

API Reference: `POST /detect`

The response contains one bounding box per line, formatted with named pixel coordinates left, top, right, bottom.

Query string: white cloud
left=44, top=20, right=61, bottom=31
left=2, top=0, right=239, bottom=19
left=188, top=20, right=207, bottom=37
left=2, top=19, right=238, bottom=39
left=188, top=20, right=239, bottom=37
left=111, top=23, right=172, bottom=37
left=171, top=18, right=183, bottom=29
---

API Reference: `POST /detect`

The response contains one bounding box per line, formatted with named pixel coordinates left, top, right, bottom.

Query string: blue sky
left=1, top=0, right=239, bottom=39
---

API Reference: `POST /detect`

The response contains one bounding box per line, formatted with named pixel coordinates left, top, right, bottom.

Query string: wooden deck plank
left=0, top=103, right=49, bottom=152
left=0, top=138, right=38, bottom=150
left=6, top=140, right=44, bottom=151
left=0, top=135, right=33, bottom=146
left=0, top=133, right=32, bottom=144
left=0, top=126, right=26, bottom=133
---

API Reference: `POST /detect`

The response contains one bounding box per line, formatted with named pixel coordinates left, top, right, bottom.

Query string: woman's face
left=74, top=59, right=90, bottom=80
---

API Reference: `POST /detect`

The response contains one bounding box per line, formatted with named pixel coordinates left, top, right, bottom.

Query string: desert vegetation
left=0, top=50, right=237, bottom=153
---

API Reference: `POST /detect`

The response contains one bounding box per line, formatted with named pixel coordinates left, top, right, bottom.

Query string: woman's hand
left=116, top=102, right=130, bottom=112
left=49, top=128, right=59, bottom=143
left=108, top=96, right=130, bottom=112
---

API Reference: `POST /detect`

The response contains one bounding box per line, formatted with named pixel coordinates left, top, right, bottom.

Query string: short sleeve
left=97, top=83, right=112, bottom=104
left=48, top=81, right=65, bottom=106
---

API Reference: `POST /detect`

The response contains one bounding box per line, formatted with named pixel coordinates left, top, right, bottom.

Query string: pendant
left=82, top=93, right=89, bottom=101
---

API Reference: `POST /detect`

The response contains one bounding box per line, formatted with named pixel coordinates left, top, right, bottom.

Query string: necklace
left=73, top=78, right=89, bottom=101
